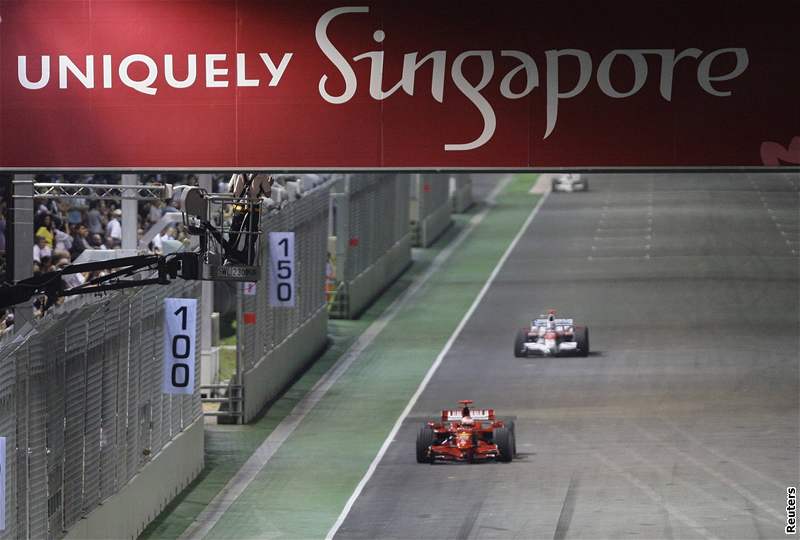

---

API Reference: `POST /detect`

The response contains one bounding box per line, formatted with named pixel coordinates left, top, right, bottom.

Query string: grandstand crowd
left=0, top=173, right=232, bottom=332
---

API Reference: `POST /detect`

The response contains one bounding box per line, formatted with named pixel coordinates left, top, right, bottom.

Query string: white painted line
left=326, top=190, right=551, bottom=540
left=633, top=424, right=784, bottom=521
left=660, top=418, right=785, bottom=491
left=529, top=173, right=554, bottom=194
left=596, top=227, right=651, bottom=234
left=558, top=429, right=721, bottom=540
left=621, top=442, right=776, bottom=528
left=587, top=255, right=658, bottom=261
left=179, top=176, right=514, bottom=540
left=593, top=235, right=652, bottom=241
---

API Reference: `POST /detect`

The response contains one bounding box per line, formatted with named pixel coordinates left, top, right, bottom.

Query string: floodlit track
left=335, top=173, right=799, bottom=539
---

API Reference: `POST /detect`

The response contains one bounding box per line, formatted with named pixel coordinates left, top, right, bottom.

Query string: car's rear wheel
left=514, top=329, right=527, bottom=358
left=583, top=179, right=589, bottom=191
left=551, top=179, right=559, bottom=192
left=416, top=426, right=434, bottom=463
left=575, top=326, right=590, bottom=357
left=495, top=427, right=514, bottom=462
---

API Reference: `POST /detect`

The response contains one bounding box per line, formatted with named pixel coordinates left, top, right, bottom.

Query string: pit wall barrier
left=450, top=173, right=474, bottom=214
left=410, top=174, right=452, bottom=247
left=0, top=279, right=203, bottom=540
left=237, top=179, right=332, bottom=423
left=328, top=174, right=412, bottom=319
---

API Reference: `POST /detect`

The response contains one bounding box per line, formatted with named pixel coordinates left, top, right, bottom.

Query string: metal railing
left=30, top=183, right=172, bottom=201
left=328, top=174, right=412, bottom=318
left=205, top=176, right=332, bottom=423
left=0, top=279, right=201, bottom=539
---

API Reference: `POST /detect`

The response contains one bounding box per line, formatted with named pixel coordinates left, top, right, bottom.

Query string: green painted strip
left=140, top=175, right=539, bottom=539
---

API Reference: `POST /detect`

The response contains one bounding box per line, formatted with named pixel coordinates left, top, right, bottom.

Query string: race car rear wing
left=532, top=318, right=573, bottom=326
left=442, top=409, right=495, bottom=422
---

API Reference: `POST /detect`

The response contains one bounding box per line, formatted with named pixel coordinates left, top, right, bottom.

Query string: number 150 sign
left=269, top=232, right=295, bottom=307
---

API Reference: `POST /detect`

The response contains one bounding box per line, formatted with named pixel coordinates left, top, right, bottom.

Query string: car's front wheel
left=495, top=427, right=514, bottom=462
left=575, top=326, right=590, bottom=357
left=416, top=426, right=434, bottom=463
left=514, top=329, right=527, bottom=358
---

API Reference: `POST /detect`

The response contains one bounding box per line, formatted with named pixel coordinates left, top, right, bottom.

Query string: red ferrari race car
left=416, top=400, right=516, bottom=463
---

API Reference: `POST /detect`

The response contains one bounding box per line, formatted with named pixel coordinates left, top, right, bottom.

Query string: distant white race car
left=551, top=174, right=588, bottom=192
left=514, top=310, right=590, bottom=357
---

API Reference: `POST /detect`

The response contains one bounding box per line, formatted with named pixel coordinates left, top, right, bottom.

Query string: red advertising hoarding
left=1, top=1, right=798, bottom=169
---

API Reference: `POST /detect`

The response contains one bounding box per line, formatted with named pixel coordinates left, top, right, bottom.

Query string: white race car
left=551, top=173, right=588, bottom=192
left=514, top=310, right=589, bottom=357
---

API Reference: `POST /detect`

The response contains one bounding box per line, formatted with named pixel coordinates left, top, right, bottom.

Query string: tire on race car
left=551, top=178, right=559, bottom=192
left=514, top=329, right=528, bottom=358
left=575, top=326, right=590, bottom=357
left=494, top=426, right=514, bottom=463
left=582, top=178, right=589, bottom=191
left=416, top=426, right=435, bottom=463
left=504, top=420, right=517, bottom=456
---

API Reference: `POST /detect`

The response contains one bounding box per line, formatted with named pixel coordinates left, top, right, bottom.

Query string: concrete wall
left=65, top=417, right=204, bottom=540
left=241, top=307, right=328, bottom=423
left=416, top=202, right=452, bottom=248
left=450, top=174, right=474, bottom=214
left=345, top=234, right=412, bottom=319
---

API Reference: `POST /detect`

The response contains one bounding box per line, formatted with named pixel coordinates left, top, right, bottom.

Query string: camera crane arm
left=0, top=252, right=199, bottom=311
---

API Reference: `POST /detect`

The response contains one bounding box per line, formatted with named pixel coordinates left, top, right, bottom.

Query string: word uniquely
left=18, top=52, right=293, bottom=96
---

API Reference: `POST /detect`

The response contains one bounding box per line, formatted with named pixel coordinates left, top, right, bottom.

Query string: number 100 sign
left=269, top=232, right=295, bottom=307
left=162, top=297, right=196, bottom=395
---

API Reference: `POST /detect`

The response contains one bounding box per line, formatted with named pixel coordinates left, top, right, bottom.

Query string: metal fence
left=410, top=174, right=452, bottom=247
left=328, top=174, right=412, bottom=319
left=234, top=178, right=332, bottom=422
left=0, top=278, right=201, bottom=539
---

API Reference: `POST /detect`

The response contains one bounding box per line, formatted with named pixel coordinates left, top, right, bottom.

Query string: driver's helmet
left=547, top=316, right=556, bottom=330
left=461, top=415, right=475, bottom=426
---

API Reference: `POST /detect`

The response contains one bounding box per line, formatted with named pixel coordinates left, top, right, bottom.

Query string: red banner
left=1, top=1, right=798, bottom=169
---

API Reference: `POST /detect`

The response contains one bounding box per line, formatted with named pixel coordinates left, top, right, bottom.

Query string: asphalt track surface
left=335, top=173, right=799, bottom=539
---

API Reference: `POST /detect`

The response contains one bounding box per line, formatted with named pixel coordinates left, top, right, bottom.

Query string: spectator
left=33, top=235, right=52, bottom=263
left=90, top=233, right=104, bottom=249
left=67, top=205, right=83, bottom=226
left=70, top=224, right=91, bottom=259
left=0, top=311, right=14, bottom=333
left=106, top=208, right=122, bottom=242
left=54, top=227, right=73, bottom=252
left=148, top=200, right=162, bottom=224
left=39, top=255, right=53, bottom=274
left=36, top=199, right=59, bottom=220
left=35, top=214, right=55, bottom=248
left=214, top=174, right=229, bottom=193
left=86, top=201, right=103, bottom=235
left=163, top=199, right=178, bottom=214
left=151, top=226, right=175, bottom=253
